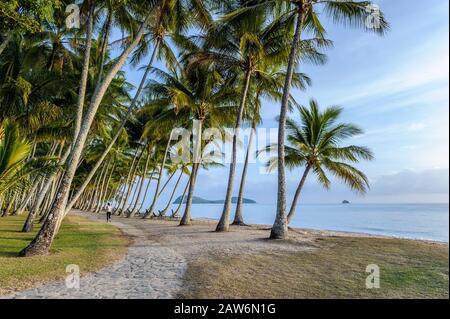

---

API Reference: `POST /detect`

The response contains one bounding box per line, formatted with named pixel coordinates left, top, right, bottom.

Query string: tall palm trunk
left=3, top=193, right=16, bottom=217
left=91, top=161, right=108, bottom=211
left=87, top=173, right=101, bottom=211
left=129, top=148, right=151, bottom=217
left=271, top=8, right=306, bottom=240
left=19, top=15, right=152, bottom=257
left=144, top=138, right=171, bottom=218
left=157, top=170, right=176, bottom=198
left=120, top=147, right=144, bottom=214
left=172, top=178, right=190, bottom=218
left=180, top=163, right=199, bottom=225
left=159, top=169, right=183, bottom=216
left=287, top=165, right=311, bottom=225
left=233, top=123, right=256, bottom=225
left=138, top=167, right=156, bottom=213
left=39, top=176, right=58, bottom=223
left=96, top=12, right=112, bottom=86
left=15, top=180, right=40, bottom=216
left=128, top=172, right=142, bottom=212
left=73, top=3, right=95, bottom=146
left=217, top=70, right=252, bottom=232
left=115, top=148, right=139, bottom=213
left=100, top=161, right=116, bottom=207
left=180, top=119, right=203, bottom=226
left=65, top=39, right=161, bottom=215
left=94, top=159, right=112, bottom=213
left=146, top=169, right=177, bottom=217
left=27, top=142, right=67, bottom=218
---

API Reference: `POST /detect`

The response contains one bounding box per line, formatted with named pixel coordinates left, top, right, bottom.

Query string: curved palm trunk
left=127, top=174, right=142, bottom=212
left=159, top=169, right=183, bottom=217
left=94, top=159, right=111, bottom=213
left=148, top=170, right=177, bottom=216
left=96, top=12, right=112, bottom=86
left=233, top=124, right=256, bottom=225
left=27, top=142, right=67, bottom=215
left=96, top=160, right=115, bottom=213
left=115, top=148, right=139, bottom=214
left=120, top=148, right=144, bottom=214
left=137, top=168, right=156, bottom=213
left=271, top=9, right=305, bottom=240
left=19, top=15, right=152, bottom=257
left=158, top=171, right=176, bottom=197
left=38, top=176, right=58, bottom=223
left=172, top=178, right=190, bottom=218
left=87, top=173, right=102, bottom=211
left=129, top=149, right=151, bottom=217
left=180, top=119, right=203, bottom=226
left=287, top=165, right=311, bottom=225
left=65, top=39, right=161, bottom=215
left=216, top=70, right=252, bottom=232
left=144, top=139, right=171, bottom=218
left=73, top=4, right=95, bottom=146
left=91, top=162, right=108, bottom=212
left=15, top=180, right=40, bottom=216
left=180, top=163, right=199, bottom=225
left=3, top=194, right=16, bottom=217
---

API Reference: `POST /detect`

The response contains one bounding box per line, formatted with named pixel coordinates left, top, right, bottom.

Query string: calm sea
left=168, top=203, right=449, bottom=242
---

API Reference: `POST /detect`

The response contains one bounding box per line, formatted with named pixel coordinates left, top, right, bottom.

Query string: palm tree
left=63, top=0, right=213, bottom=215
left=19, top=5, right=157, bottom=256
left=200, top=2, right=293, bottom=232
left=193, top=1, right=332, bottom=232
left=231, top=0, right=388, bottom=239
left=233, top=69, right=311, bottom=225
left=142, top=61, right=238, bottom=225
left=265, top=100, right=374, bottom=224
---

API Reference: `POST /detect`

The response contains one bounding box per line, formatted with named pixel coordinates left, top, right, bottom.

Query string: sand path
left=7, top=210, right=322, bottom=299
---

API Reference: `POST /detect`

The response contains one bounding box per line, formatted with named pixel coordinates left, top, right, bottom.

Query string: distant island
left=342, top=200, right=350, bottom=204
left=174, top=196, right=257, bottom=204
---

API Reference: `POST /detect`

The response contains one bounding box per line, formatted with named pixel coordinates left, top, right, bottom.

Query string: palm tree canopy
left=266, top=99, right=374, bottom=193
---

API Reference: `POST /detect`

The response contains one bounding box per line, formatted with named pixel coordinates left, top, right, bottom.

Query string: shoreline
left=5, top=211, right=448, bottom=299
left=190, top=217, right=449, bottom=245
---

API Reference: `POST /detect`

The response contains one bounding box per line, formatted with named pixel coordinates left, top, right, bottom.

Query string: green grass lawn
left=179, top=236, right=449, bottom=299
left=0, top=214, right=129, bottom=295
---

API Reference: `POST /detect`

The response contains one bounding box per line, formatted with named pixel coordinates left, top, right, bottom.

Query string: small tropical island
left=173, top=196, right=257, bottom=204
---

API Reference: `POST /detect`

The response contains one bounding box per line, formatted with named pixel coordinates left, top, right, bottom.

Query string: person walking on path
left=105, top=203, right=113, bottom=223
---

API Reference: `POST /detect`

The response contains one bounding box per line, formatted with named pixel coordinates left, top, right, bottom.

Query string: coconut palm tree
left=230, top=0, right=388, bottom=239
left=19, top=5, right=157, bottom=256
left=141, top=61, right=239, bottom=225
left=265, top=100, right=374, bottom=224
left=233, top=68, right=310, bottom=225
left=189, top=1, right=331, bottom=231
left=63, top=0, right=214, bottom=216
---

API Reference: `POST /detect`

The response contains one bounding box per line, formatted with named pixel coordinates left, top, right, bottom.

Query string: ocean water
left=167, top=203, right=449, bottom=242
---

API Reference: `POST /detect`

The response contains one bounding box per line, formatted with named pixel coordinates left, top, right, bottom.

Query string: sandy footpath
left=6, top=210, right=445, bottom=299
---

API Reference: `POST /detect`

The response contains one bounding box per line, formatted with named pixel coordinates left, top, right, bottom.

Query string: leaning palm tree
left=202, top=0, right=330, bottom=232
left=142, top=61, right=238, bottom=225
left=19, top=5, right=157, bottom=257
left=63, top=0, right=213, bottom=217
left=264, top=100, right=374, bottom=224
left=231, top=0, right=388, bottom=239
left=233, top=68, right=310, bottom=225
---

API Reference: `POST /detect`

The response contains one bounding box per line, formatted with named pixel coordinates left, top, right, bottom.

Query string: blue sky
left=119, top=0, right=449, bottom=204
